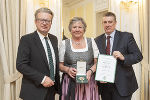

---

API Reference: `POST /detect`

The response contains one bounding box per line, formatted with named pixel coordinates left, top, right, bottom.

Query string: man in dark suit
left=95, top=12, right=143, bottom=100
left=16, top=7, right=60, bottom=100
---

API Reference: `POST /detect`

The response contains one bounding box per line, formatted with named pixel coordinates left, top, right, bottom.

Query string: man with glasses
left=95, top=12, right=143, bottom=100
left=16, top=7, right=60, bottom=100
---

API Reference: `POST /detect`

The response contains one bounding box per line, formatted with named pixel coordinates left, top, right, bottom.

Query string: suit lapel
left=101, top=35, right=107, bottom=54
left=32, top=31, right=49, bottom=66
left=48, top=34, right=55, bottom=51
left=48, top=34, right=57, bottom=57
left=112, top=30, right=120, bottom=54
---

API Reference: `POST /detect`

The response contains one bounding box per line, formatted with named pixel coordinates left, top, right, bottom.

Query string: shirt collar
left=37, top=31, right=49, bottom=40
left=105, top=30, right=116, bottom=39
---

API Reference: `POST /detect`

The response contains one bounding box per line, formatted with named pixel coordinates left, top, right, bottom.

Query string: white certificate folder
left=95, top=54, right=117, bottom=83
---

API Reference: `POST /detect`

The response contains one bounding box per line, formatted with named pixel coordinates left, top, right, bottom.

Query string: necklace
left=72, top=39, right=83, bottom=45
left=72, top=41, right=81, bottom=45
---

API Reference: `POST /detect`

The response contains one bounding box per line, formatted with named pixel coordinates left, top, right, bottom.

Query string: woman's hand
left=59, top=62, right=77, bottom=78
left=67, top=67, right=77, bottom=79
left=86, top=69, right=93, bottom=81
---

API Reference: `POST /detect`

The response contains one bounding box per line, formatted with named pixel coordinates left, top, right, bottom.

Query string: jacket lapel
left=112, top=30, right=120, bottom=54
left=32, top=31, right=49, bottom=66
left=48, top=34, right=57, bottom=57
left=101, top=35, right=107, bottom=54
left=48, top=34, right=55, bottom=51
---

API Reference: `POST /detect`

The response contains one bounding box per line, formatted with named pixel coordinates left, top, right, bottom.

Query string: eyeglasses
left=36, top=18, right=52, bottom=24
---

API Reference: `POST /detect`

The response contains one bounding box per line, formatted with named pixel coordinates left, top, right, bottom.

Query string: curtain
left=139, top=0, right=149, bottom=100
left=109, top=0, right=142, bottom=100
left=0, top=23, right=4, bottom=100
left=0, top=0, right=26, bottom=100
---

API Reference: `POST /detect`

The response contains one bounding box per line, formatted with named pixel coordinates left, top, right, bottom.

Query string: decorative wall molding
left=95, top=0, right=108, bottom=12
left=63, top=0, right=84, bottom=7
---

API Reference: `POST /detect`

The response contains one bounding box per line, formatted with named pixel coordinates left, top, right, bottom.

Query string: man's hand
left=113, top=51, right=125, bottom=60
left=42, top=76, right=54, bottom=87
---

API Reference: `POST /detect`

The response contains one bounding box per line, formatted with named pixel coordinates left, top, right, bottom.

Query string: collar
left=105, top=30, right=116, bottom=39
left=37, top=31, right=49, bottom=40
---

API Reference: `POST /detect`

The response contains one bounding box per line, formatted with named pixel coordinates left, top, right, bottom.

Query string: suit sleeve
left=123, top=33, right=143, bottom=66
left=16, top=36, right=45, bottom=86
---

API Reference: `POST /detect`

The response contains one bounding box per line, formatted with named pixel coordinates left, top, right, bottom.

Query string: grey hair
left=68, top=17, right=87, bottom=32
left=34, top=7, right=54, bottom=19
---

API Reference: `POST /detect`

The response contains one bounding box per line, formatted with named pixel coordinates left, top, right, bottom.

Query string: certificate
left=76, top=61, right=88, bottom=83
left=95, top=54, right=117, bottom=83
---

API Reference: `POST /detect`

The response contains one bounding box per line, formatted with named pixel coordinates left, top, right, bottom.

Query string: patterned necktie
left=44, top=37, right=55, bottom=81
left=106, top=36, right=111, bottom=55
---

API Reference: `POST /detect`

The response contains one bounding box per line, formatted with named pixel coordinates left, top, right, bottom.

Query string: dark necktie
left=106, top=36, right=111, bottom=55
left=44, top=37, right=55, bottom=81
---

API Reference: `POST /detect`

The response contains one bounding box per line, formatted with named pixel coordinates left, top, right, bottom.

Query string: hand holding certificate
left=95, top=54, right=117, bottom=83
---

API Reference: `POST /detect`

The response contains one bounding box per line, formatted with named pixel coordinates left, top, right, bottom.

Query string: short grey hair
left=68, top=17, right=87, bottom=32
left=34, top=7, right=54, bottom=19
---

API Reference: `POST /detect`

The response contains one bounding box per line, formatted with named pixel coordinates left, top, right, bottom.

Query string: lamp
left=39, top=0, right=49, bottom=7
left=120, top=0, right=138, bottom=8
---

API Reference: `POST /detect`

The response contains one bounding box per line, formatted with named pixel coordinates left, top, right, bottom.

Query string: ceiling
left=62, top=0, right=84, bottom=6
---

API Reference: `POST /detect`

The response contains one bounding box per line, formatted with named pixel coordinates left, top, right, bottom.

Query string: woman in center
left=59, top=17, right=100, bottom=100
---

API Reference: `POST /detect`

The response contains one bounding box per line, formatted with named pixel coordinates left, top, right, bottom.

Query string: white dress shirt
left=105, top=30, right=116, bottom=55
left=37, top=31, right=56, bottom=83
